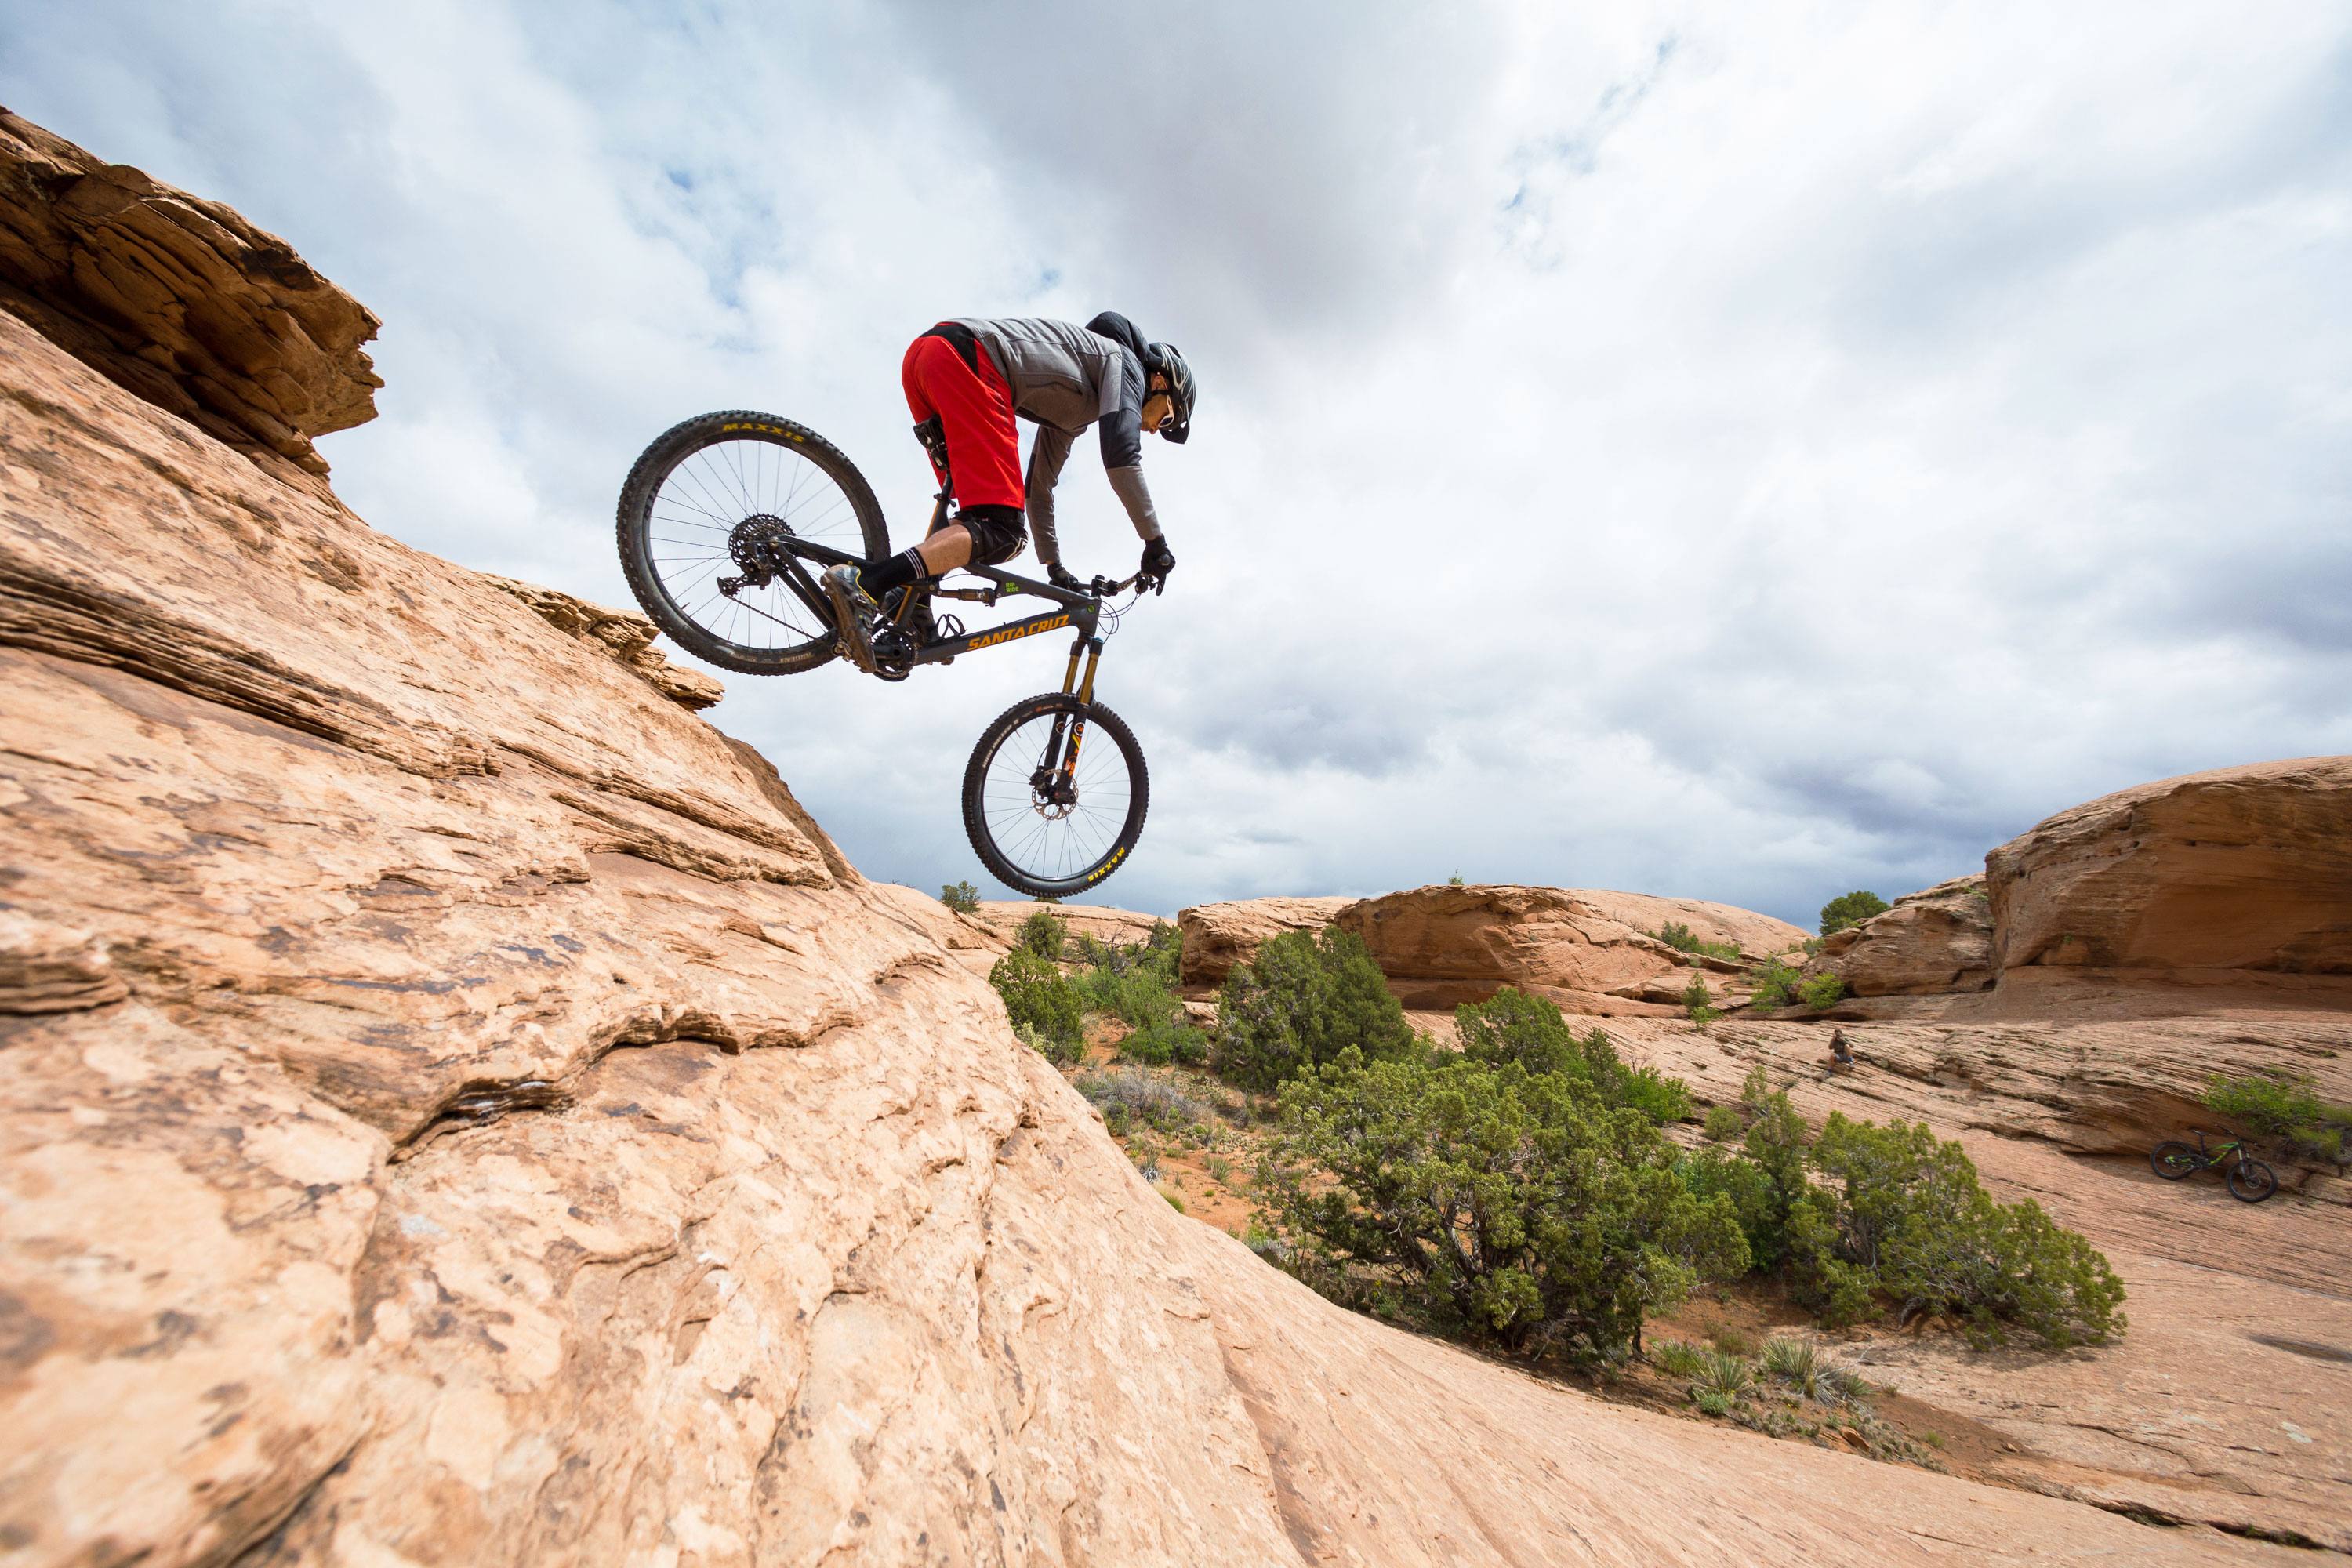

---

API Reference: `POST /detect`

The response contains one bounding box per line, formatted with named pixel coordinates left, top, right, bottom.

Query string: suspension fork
left=1036, top=635, right=1105, bottom=795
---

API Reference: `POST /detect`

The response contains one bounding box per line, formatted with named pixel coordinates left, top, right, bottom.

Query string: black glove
left=1046, top=562, right=1083, bottom=593
left=1140, top=537, right=1175, bottom=594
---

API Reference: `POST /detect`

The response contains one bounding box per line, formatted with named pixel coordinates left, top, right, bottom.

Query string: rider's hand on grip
left=1140, top=537, right=1175, bottom=596
left=1046, top=562, right=1083, bottom=593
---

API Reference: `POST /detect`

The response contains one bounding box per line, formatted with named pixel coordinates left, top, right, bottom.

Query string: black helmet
left=1148, top=342, right=1195, bottom=444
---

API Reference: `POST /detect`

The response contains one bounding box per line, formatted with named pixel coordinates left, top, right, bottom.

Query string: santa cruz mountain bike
left=615, top=410, right=1152, bottom=898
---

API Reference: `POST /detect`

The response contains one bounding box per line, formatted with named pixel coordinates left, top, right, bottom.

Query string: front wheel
left=2149, top=1142, right=2201, bottom=1181
left=963, top=693, right=1149, bottom=898
left=2227, top=1158, right=2278, bottom=1203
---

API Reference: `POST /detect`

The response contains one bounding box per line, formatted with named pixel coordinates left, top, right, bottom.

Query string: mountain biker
left=825, top=311, right=1192, bottom=663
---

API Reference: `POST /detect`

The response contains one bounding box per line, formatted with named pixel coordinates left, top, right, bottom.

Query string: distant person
left=826, top=312, right=1193, bottom=660
left=1829, top=1028, right=1855, bottom=1069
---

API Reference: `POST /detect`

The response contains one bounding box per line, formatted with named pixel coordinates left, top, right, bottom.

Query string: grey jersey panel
left=953, top=316, right=1160, bottom=561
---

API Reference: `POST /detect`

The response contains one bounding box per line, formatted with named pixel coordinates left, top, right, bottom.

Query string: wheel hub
left=721, top=513, right=796, bottom=593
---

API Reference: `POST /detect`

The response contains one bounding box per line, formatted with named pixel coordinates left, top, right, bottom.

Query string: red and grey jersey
left=948, top=313, right=1162, bottom=565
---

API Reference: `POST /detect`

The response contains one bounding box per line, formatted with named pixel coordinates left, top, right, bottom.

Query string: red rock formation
left=1812, top=875, right=1994, bottom=996
left=1176, top=895, right=1354, bottom=987
left=1335, top=884, right=1807, bottom=1014
left=1987, top=757, right=2352, bottom=991
left=0, top=107, right=379, bottom=488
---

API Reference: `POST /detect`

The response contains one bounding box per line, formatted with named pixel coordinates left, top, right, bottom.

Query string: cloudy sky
left=5, top=2, right=2348, bottom=924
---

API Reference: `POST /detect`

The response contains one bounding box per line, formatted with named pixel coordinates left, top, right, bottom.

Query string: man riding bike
left=825, top=310, right=1193, bottom=662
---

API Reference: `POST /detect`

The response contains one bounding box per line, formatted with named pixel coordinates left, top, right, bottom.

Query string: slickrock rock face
left=1176, top=895, right=1354, bottom=988
left=0, top=107, right=380, bottom=485
left=1987, top=757, right=2352, bottom=991
left=1334, top=884, right=1808, bottom=1015
left=0, top=119, right=2308, bottom=1566
left=1813, top=875, right=1994, bottom=996
left=485, top=576, right=726, bottom=711
left=1610, top=1014, right=2352, bottom=1550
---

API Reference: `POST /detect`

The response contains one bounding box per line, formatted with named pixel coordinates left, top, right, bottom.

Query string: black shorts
left=950, top=503, right=1026, bottom=568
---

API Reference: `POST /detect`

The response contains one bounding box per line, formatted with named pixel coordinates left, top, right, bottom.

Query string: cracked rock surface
left=0, top=118, right=2320, bottom=1566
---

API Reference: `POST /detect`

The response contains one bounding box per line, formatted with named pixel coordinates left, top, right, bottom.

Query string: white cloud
left=3, top=0, right=2346, bottom=924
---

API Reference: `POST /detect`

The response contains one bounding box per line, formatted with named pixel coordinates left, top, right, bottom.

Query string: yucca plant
left=1693, top=1348, right=1751, bottom=1401
left=1760, top=1334, right=1822, bottom=1399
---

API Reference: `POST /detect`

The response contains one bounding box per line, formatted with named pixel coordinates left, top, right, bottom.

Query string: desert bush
left=1456, top=990, right=1692, bottom=1126
left=1650, top=1338, right=1709, bottom=1378
left=940, top=880, right=981, bottom=915
left=1682, top=971, right=1721, bottom=1027
left=1693, top=1389, right=1734, bottom=1417
left=1017, top=909, right=1068, bottom=961
left=1257, top=1047, right=1749, bottom=1361
left=1693, top=1348, right=1752, bottom=1400
left=1078, top=1068, right=1207, bottom=1136
left=1798, top=972, right=1847, bottom=1010
left=1213, top=927, right=1416, bottom=1091
left=1204, top=1153, right=1234, bottom=1185
left=1747, top=956, right=1802, bottom=1011
left=1818, top=891, right=1890, bottom=935
left=1163, top=1189, right=1186, bottom=1213
left=1658, top=921, right=1742, bottom=961
left=1702, top=1103, right=1743, bottom=1142
left=991, top=949, right=1082, bottom=1058
left=2202, top=1072, right=2352, bottom=1165
left=1808, top=1113, right=2126, bottom=1347
left=1117, top=1016, right=1207, bottom=1067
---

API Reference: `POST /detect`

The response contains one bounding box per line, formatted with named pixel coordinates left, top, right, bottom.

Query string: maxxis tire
left=615, top=410, right=889, bottom=675
left=2149, top=1142, right=2199, bottom=1181
left=2227, top=1159, right=2278, bottom=1203
left=962, top=693, right=1149, bottom=898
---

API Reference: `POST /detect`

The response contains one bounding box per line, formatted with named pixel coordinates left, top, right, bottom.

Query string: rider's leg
left=849, top=330, right=1022, bottom=599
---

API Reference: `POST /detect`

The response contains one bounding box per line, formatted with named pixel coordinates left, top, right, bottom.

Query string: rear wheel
left=963, top=693, right=1148, bottom=898
left=2227, top=1157, right=2278, bottom=1203
left=616, top=410, right=888, bottom=674
left=2149, top=1142, right=2200, bottom=1180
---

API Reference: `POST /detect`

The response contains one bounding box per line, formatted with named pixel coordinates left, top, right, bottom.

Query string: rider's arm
left=1025, top=425, right=1074, bottom=565
left=1095, top=365, right=1163, bottom=544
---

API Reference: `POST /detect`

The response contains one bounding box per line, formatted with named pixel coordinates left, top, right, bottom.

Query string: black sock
left=861, top=546, right=928, bottom=597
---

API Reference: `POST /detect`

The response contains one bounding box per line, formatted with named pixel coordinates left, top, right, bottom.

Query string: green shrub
left=1204, top=1153, right=1234, bottom=1185
left=1819, top=891, right=1889, bottom=935
left=1118, top=1016, right=1207, bottom=1067
left=2202, top=1072, right=2351, bottom=1165
left=940, top=880, right=981, bottom=915
left=1017, top=909, right=1068, bottom=961
left=1702, top=1103, right=1743, bottom=1142
left=1759, top=1335, right=1822, bottom=1399
left=1213, top=927, right=1416, bottom=1091
left=1077, top=1068, right=1207, bottom=1135
left=1257, top=1047, right=1750, bottom=1361
left=1455, top=991, right=1692, bottom=1126
left=1798, top=972, right=1846, bottom=1010
left=990, top=949, right=1082, bottom=1058
left=1163, top=1189, right=1186, bottom=1214
left=1747, top=956, right=1802, bottom=1011
left=1658, top=921, right=1742, bottom=961
left=1693, top=1389, right=1734, bottom=1417
left=1650, top=1338, right=1708, bottom=1378
left=1682, top=971, right=1721, bottom=1027
left=1706, top=1326, right=1755, bottom=1357
left=1449, top=870, right=1466, bottom=886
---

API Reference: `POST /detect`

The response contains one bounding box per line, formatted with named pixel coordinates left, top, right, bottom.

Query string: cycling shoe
left=823, top=564, right=880, bottom=675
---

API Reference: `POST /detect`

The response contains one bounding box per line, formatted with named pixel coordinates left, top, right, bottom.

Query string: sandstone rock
left=0, top=121, right=2314, bottom=1567
left=485, top=575, right=724, bottom=710
left=1176, top=894, right=1354, bottom=988
left=1335, top=884, right=1807, bottom=1015
left=0, top=108, right=380, bottom=485
left=1987, top=757, right=2352, bottom=993
left=1813, top=874, right=1994, bottom=996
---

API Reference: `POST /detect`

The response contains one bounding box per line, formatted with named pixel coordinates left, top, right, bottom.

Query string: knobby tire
left=962, top=693, right=1149, bottom=898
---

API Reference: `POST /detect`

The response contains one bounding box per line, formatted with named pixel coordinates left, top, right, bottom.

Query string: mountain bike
left=614, top=410, right=1152, bottom=898
left=2148, top=1128, right=2278, bottom=1203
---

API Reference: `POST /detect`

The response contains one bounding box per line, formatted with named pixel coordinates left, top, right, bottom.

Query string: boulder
left=1334, top=884, right=1807, bottom=1015
left=1987, top=757, right=2352, bottom=990
left=1813, top=875, right=1995, bottom=996
left=0, top=107, right=380, bottom=487
left=1176, top=894, right=1353, bottom=988
left=969, top=899, right=1167, bottom=951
